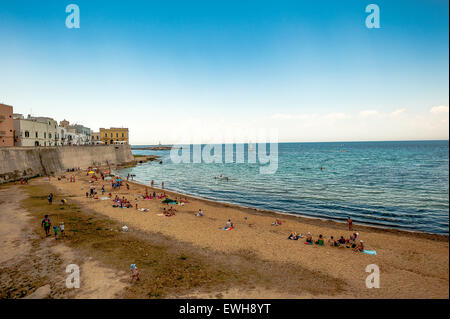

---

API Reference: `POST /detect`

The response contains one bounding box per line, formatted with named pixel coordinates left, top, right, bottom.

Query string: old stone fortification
left=0, top=145, right=134, bottom=183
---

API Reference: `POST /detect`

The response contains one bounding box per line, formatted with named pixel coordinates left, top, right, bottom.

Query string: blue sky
left=0, top=0, right=448, bottom=144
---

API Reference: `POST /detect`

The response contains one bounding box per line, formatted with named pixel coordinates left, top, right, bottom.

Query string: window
left=105, top=133, right=107, bottom=137
left=49, top=133, right=52, bottom=139
left=111, top=133, right=113, bottom=137
left=122, top=133, right=124, bottom=137
left=116, top=133, right=118, bottom=138
left=25, top=131, right=29, bottom=138
left=44, top=132, right=46, bottom=138
left=36, top=132, right=38, bottom=138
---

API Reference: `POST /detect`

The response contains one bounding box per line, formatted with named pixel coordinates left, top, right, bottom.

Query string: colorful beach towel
left=362, top=250, right=377, bottom=255
left=222, top=226, right=234, bottom=231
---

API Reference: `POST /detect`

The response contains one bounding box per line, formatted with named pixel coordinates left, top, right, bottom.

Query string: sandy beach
left=35, top=168, right=448, bottom=299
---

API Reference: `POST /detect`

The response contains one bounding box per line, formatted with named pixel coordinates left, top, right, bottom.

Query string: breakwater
left=0, top=145, right=134, bottom=183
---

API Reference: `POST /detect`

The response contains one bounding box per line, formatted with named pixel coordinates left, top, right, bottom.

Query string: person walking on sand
left=41, top=215, right=51, bottom=237
left=53, top=225, right=59, bottom=240
left=48, top=193, right=53, bottom=205
left=347, top=217, right=353, bottom=231
left=151, top=180, right=154, bottom=187
left=60, top=222, right=65, bottom=238
left=135, top=198, right=138, bottom=210
left=161, top=181, right=164, bottom=189
left=130, top=264, right=140, bottom=282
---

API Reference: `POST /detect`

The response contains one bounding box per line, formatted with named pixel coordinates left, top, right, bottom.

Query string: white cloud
left=325, top=112, right=351, bottom=120
left=430, top=105, right=449, bottom=114
left=271, top=113, right=316, bottom=120
left=359, top=110, right=379, bottom=117
left=391, top=108, right=406, bottom=116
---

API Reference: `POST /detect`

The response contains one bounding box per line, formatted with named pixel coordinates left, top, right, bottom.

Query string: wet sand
left=48, top=170, right=449, bottom=298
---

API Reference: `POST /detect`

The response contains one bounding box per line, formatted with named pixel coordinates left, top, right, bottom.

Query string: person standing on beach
left=41, top=215, right=51, bottom=237
left=151, top=180, right=154, bottom=187
left=135, top=198, right=138, bottom=210
left=48, top=193, right=53, bottom=205
left=347, top=217, right=353, bottom=231
left=161, top=181, right=164, bottom=189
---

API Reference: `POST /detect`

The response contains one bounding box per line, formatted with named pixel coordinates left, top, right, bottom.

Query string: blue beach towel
left=362, top=250, right=377, bottom=255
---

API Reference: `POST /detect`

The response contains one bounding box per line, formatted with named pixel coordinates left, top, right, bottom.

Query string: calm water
left=118, top=141, right=449, bottom=234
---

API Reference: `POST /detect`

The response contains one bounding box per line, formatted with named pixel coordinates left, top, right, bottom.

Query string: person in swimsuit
left=315, top=234, right=324, bottom=246
left=305, top=232, right=313, bottom=244
left=347, top=217, right=353, bottom=231
left=353, top=240, right=364, bottom=252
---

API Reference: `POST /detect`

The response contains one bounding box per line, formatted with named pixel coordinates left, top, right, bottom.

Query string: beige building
left=91, top=131, right=103, bottom=144
left=13, top=114, right=59, bottom=147
left=0, top=103, right=14, bottom=147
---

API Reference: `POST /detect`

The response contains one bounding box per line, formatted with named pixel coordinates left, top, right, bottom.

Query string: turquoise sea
left=118, top=141, right=449, bottom=234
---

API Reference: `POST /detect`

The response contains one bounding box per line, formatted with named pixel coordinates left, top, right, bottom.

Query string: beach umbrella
left=116, top=179, right=123, bottom=182
left=88, top=171, right=95, bottom=174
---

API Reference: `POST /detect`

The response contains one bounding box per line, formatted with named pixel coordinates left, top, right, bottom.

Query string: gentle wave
left=122, top=141, right=449, bottom=234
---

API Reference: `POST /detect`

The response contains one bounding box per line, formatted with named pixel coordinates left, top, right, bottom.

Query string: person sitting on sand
left=272, top=219, right=282, bottom=226
left=288, top=232, right=299, bottom=240
left=338, top=236, right=346, bottom=245
left=328, top=236, right=338, bottom=247
left=196, top=209, right=204, bottom=217
left=315, top=234, right=324, bottom=246
left=305, top=232, right=313, bottom=244
left=225, top=219, right=233, bottom=228
left=353, top=240, right=364, bottom=252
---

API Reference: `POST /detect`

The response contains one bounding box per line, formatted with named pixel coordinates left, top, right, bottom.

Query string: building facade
left=13, top=114, right=60, bottom=147
left=0, top=103, right=14, bottom=147
left=100, top=127, right=129, bottom=144
left=91, top=131, right=103, bottom=144
left=67, top=124, right=91, bottom=145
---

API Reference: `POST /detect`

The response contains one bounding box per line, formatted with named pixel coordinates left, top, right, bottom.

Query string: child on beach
left=196, top=209, right=204, bottom=217
left=53, top=225, right=59, bottom=240
left=130, top=264, right=140, bottom=282
left=60, top=222, right=65, bottom=238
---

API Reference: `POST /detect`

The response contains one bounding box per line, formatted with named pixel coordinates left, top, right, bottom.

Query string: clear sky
left=0, top=0, right=448, bottom=144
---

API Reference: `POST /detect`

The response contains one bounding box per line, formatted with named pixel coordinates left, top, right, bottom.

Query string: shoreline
left=114, top=171, right=448, bottom=241
left=38, top=168, right=449, bottom=298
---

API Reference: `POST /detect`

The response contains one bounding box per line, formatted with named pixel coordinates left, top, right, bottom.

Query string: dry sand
left=47, top=170, right=448, bottom=298
left=0, top=184, right=128, bottom=299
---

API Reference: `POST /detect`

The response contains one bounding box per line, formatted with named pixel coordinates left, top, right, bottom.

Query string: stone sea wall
left=0, top=145, right=134, bottom=183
